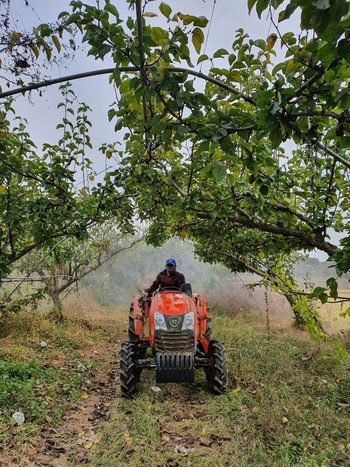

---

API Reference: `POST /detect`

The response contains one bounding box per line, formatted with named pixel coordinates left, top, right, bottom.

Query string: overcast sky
left=6, top=1, right=335, bottom=260
left=7, top=0, right=285, bottom=149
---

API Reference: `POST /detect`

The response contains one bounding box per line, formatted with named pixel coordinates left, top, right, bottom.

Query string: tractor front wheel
left=207, top=340, right=228, bottom=395
left=120, top=341, right=138, bottom=398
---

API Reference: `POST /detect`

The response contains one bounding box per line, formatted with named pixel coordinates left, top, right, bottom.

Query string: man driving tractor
left=145, top=258, right=185, bottom=298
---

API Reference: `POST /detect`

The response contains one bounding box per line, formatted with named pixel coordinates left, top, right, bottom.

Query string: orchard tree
left=2, top=0, right=350, bottom=335
left=0, top=83, right=134, bottom=314
left=2, top=225, right=142, bottom=311
left=0, top=0, right=77, bottom=86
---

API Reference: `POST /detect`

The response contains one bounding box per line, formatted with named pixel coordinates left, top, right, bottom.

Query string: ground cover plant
left=87, top=310, right=350, bottom=466
left=2, top=294, right=348, bottom=466
left=0, top=297, right=121, bottom=465
left=1, top=0, right=350, bottom=331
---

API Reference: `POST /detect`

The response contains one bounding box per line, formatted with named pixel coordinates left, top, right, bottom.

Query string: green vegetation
left=0, top=360, right=83, bottom=440
left=89, top=312, right=350, bottom=467
left=1, top=298, right=350, bottom=465
left=0, top=306, right=111, bottom=448
left=0, top=0, right=350, bottom=332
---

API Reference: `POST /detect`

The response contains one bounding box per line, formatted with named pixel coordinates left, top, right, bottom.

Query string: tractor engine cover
left=156, top=352, right=195, bottom=383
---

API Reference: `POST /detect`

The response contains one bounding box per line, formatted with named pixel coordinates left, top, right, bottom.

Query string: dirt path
left=0, top=299, right=126, bottom=467
left=40, top=349, right=119, bottom=466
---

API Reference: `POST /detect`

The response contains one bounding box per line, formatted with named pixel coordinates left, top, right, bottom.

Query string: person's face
left=166, top=264, right=175, bottom=273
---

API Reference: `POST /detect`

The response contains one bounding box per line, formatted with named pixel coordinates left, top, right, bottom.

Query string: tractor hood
left=152, top=291, right=194, bottom=315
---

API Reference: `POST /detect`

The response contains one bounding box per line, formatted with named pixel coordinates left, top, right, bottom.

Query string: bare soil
left=0, top=295, right=126, bottom=467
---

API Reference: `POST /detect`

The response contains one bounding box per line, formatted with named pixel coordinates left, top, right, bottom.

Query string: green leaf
left=256, top=0, right=269, bottom=19
left=338, top=39, right=350, bottom=64
left=182, top=15, right=196, bottom=25
left=248, top=0, right=258, bottom=14
left=159, top=2, right=172, bottom=18
left=311, top=287, right=328, bottom=304
left=213, top=48, right=229, bottom=58
left=260, top=184, right=269, bottom=195
left=193, top=16, right=209, bottom=28
left=212, top=164, right=226, bottom=182
left=315, top=0, right=331, bottom=10
left=197, top=54, right=209, bottom=65
left=30, top=43, right=40, bottom=59
left=297, top=116, right=311, bottom=133
left=51, top=35, right=61, bottom=53
left=105, top=3, right=119, bottom=18
left=278, top=3, right=298, bottom=22
left=192, top=27, right=204, bottom=54
left=326, top=277, right=338, bottom=299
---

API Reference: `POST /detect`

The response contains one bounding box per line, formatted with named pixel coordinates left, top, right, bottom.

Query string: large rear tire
left=120, top=341, right=138, bottom=398
left=207, top=340, right=228, bottom=395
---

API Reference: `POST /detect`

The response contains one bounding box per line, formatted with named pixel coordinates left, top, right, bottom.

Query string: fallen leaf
left=186, top=434, right=195, bottom=445
left=200, top=437, right=213, bottom=447
left=84, top=441, right=94, bottom=450
left=175, top=445, right=188, bottom=456
left=124, top=431, right=132, bottom=446
left=336, top=444, right=345, bottom=451
left=80, top=392, right=89, bottom=399
left=282, top=417, right=288, bottom=424
left=150, top=386, right=161, bottom=393
left=73, top=451, right=88, bottom=463
left=337, top=402, right=350, bottom=409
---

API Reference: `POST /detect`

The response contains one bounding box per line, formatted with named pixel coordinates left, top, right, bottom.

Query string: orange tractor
left=120, top=284, right=228, bottom=397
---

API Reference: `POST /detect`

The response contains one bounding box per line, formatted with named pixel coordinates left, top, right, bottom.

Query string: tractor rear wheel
left=120, top=341, right=138, bottom=398
left=207, top=340, right=228, bottom=395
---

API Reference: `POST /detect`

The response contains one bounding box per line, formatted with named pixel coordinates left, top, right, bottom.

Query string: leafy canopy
left=1, top=0, right=350, bottom=330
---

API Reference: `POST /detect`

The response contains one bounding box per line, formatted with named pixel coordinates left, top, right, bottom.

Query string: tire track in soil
left=40, top=347, right=121, bottom=467
left=1, top=323, right=124, bottom=467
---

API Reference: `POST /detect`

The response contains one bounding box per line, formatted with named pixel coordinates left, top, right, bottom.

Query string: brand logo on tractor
left=170, top=317, right=179, bottom=328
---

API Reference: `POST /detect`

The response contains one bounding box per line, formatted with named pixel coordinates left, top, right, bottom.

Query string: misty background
left=79, top=238, right=350, bottom=332
left=4, top=1, right=348, bottom=323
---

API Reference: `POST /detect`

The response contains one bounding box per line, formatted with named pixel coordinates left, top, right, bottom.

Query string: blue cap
left=165, top=258, right=176, bottom=267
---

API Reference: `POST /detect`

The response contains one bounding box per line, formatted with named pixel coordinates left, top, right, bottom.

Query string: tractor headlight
left=182, top=311, right=195, bottom=330
left=154, top=312, right=167, bottom=330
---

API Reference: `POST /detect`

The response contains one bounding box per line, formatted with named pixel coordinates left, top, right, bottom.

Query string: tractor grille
left=154, top=331, right=194, bottom=353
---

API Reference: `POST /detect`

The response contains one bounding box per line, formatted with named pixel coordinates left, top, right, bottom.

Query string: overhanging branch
left=0, top=66, right=256, bottom=104
left=313, top=140, right=350, bottom=170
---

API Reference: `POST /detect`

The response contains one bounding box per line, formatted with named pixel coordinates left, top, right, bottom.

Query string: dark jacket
left=147, top=269, right=185, bottom=296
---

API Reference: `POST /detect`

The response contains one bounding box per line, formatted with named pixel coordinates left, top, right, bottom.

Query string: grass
left=1, top=297, right=350, bottom=466
left=89, top=311, right=350, bottom=467
left=0, top=303, right=114, bottom=450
